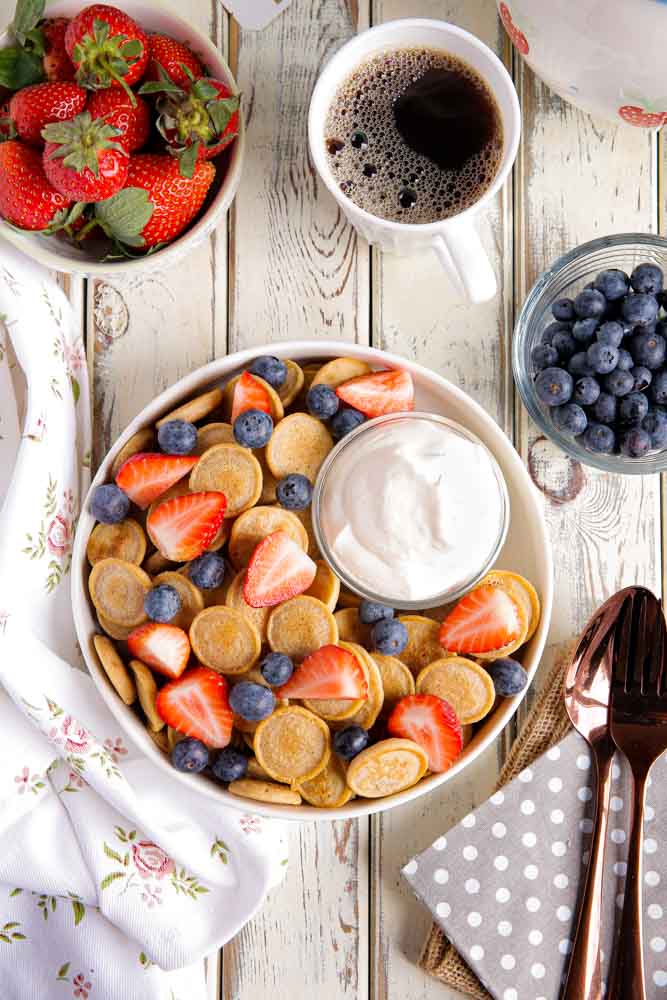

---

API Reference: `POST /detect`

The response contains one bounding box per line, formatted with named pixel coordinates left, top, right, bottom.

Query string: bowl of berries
left=0, top=0, right=244, bottom=274
left=514, top=234, right=667, bottom=473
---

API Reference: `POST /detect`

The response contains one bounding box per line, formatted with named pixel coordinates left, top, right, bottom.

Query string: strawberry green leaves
left=12, top=0, right=45, bottom=46
left=0, top=45, right=43, bottom=89
left=93, top=186, right=153, bottom=247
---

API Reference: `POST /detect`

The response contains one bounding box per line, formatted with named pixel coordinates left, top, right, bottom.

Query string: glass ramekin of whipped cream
left=312, top=412, right=510, bottom=610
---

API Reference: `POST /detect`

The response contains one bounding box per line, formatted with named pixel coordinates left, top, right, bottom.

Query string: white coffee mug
left=308, top=19, right=521, bottom=304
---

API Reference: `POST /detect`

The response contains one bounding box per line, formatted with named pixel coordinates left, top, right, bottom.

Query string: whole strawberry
left=143, top=34, right=204, bottom=90
left=87, top=89, right=150, bottom=153
left=10, top=82, right=87, bottom=146
left=42, top=17, right=76, bottom=82
left=65, top=4, right=148, bottom=99
left=42, top=111, right=128, bottom=201
left=0, top=141, right=72, bottom=230
left=0, top=99, right=15, bottom=140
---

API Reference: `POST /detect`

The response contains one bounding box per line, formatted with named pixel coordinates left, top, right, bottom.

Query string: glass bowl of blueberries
left=513, top=233, right=667, bottom=473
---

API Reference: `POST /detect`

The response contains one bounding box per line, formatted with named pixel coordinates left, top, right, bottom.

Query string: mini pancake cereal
left=346, top=738, right=428, bottom=798
left=334, top=607, right=371, bottom=646
left=93, top=635, right=136, bottom=705
left=303, top=641, right=369, bottom=722
left=266, top=413, right=333, bottom=482
left=190, top=443, right=263, bottom=518
left=397, top=615, right=444, bottom=676
left=228, top=779, right=302, bottom=806
left=291, top=506, right=318, bottom=559
left=97, top=612, right=136, bottom=641
left=229, top=505, right=308, bottom=568
left=311, top=357, right=372, bottom=389
left=254, top=706, right=331, bottom=786
left=305, top=561, right=341, bottom=611
left=156, top=387, right=223, bottom=427
left=189, top=606, right=261, bottom=674
left=89, top=558, right=151, bottom=627
left=277, top=359, right=305, bottom=407
left=338, top=647, right=384, bottom=731
left=195, top=422, right=235, bottom=455
left=267, top=596, right=338, bottom=660
left=299, top=754, right=353, bottom=808
left=110, top=427, right=154, bottom=479
left=224, top=571, right=272, bottom=641
left=223, top=374, right=284, bottom=422
left=373, top=654, right=415, bottom=710
left=153, top=571, right=205, bottom=630
left=482, top=570, right=541, bottom=643
left=129, top=659, right=163, bottom=731
left=87, top=519, right=146, bottom=565
left=416, top=657, right=496, bottom=725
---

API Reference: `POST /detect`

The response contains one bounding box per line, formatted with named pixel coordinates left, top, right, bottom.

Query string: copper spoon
left=561, top=589, right=637, bottom=999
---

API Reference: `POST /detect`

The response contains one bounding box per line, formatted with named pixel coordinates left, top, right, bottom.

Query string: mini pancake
left=129, top=659, right=163, bottom=731
left=88, top=519, right=147, bottom=566
left=481, top=570, right=541, bottom=643
left=229, top=505, right=308, bottom=568
left=224, top=570, right=272, bottom=642
left=195, top=421, right=234, bottom=455
left=334, top=607, right=371, bottom=646
left=346, top=738, right=428, bottom=798
left=461, top=724, right=473, bottom=748
left=266, top=596, right=338, bottom=660
left=153, top=570, right=205, bottom=630
left=203, top=576, right=233, bottom=607
left=303, top=640, right=368, bottom=722
left=305, top=561, right=341, bottom=611
left=143, top=550, right=176, bottom=576
left=147, top=725, right=169, bottom=753
left=337, top=584, right=362, bottom=609
left=373, top=653, right=415, bottom=711
left=257, top=448, right=278, bottom=503
left=337, top=646, right=384, bottom=731
left=189, top=443, right=262, bottom=518
left=265, top=413, right=333, bottom=483
left=277, top=359, right=305, bottom=407
left=416, top=657, right=496, bottom=724
left=230, top=667, right=288, bottom=734
left=97, top=612, right=135, bottom=641
left=397, top=615, right=445, bottom=676
left=223, top=373, right=284, bottom=422
left=311, top=357, right=372, bottom=389
left=228, top=778, right=302, bottom=806
left=295, top=363, right=325, bottom=407
left=93, top=634, right=136, bottom=705
left=156, top=386, right=223, bottom=428
left=299, top=754, right=354, bottom=808
left=110, top=427, right=154, bottom=479
left=167, top=726, right=185, bottom=751
left=189, top=606, right=261, bottom=674
left=291, top=506, right=319, bottom=559
left=254, top=705, right=331, bottom=786
left=89, top=558, right=152, bottom=627
left=246, top=756, right=270, bottom=780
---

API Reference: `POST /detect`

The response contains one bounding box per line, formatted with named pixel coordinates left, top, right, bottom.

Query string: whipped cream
left=317, top=416, right=507, bottom=605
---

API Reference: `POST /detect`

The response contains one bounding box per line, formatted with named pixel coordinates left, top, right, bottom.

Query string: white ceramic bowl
left=72, top=341, right=554, bottom=821
left=0, top=0, right=244, bottom=276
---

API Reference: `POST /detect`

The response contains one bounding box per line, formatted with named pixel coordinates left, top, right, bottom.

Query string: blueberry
left=568, top=352, right=595, bottom=378
left=306, top=383, right=340, bottom=419
left=573, top=376, right=600, bottom=406
left=90, top=483, right=130, bottom=524
left=583, top=422, right=616, bottom=454
left=233, top=409, right=273, bottom=448
left=260, top=652, right=294, bottom=687
left=616, top=348, right=634, bottom=372
left=333, top=725, right=370, bottom=761
left=229, top=681, right=276, bottom=722
left=171, top=737, right=209, bottom=773
left=276, top=473, right=313, bottom=510
left=371, top=617, right=408, bottom=655
left=586, top=342, right=618, bottom=375
left=594, top=269, right=629, bottom=301
left=551, top=297, right=575, bottom=322
left=651, top=371, right=667, bottom=405
left=571, top=318, right=598, bottom=345
left=574, top=288, right=607, bottom=319
left=542, top=321, right=572, bottom=344
left=621, top=427, right=651, bottom=458
left=592, top=392, right=617, bottom=424
left=629, top=331, right=666, bottom=370
left=534, top=367, right=573, bottom=406
left=531, top=344, right=558, bottom=371
left=249, top=355, right=287, bottom=389
left=145, top=584, right=182, bottom=623
left=189, top=552, right=226, bottom=590
left=157, top=419, right=197, bottom=455
left=211, top=747, right=248, bottom=783
left=331, top=407, right=366, bottom=439
left=359, top=600, right=395, bottom=625
left=622, top=293, right=659, bottom=327
left=552, top=330, right=577, bottom=361
left=596, top=321, right=624, bottom=348
left=619, top=392, right=649, bottom=426
left=603, top=370, right=634, bottom=398
left=643, top=409, right=667, bottom=448
left=631, top=366, right=652, bottom=393
left=552, top=402, right=587, bottom=436
left=487, top=658, right=528, bottom=697
left=630, top=263, right=663, bottom=295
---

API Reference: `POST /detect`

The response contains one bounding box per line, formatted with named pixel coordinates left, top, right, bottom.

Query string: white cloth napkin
left=0, top=244, right=288, bottom=1000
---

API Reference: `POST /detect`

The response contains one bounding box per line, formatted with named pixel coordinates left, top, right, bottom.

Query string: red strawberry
left=10, top=82, right=87, bottom=146
left=156, top=666, right=233, bottom=748
left=231, top=371, right=271, bottom=423
left=0, top=141, right=72, bottom=231
left=65, top=4, right=148, bottom=98
left=244, top=530, right=317, bottom=608
left=42, top=111, right=128, bottom=201
left=336, top=368, right=414, bottom=417
left=87, top=89, right=150, bottom=153
left=127, top=622, right=190, bottom=679
left=276, top=644, right=368, bottom=700
left=438, top=584, right=522, bottom=655
left=387, top=694, right=462, bottom=772
left=143, top=34, right=204, bottom=90
left=499, top=3, right=529, bottom=56
left=618, top=104, right=667, bottom=128
left=147, top=492, right=227, bottom=562
left=114, top=452, right=198, bottom=509
left=42, top=17, right=76, bottom=82
left=0, top=100, right=15, bottom=140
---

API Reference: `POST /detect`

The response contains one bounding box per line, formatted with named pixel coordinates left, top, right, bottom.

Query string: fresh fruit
left=552, top=330, right=576, bottom=361
left=619, top=392, right=649, bottom=426
left=244, top=529, right=317, bottom=608
left=572, top=318, right=598, bottom=344
left=568, top=352, right=595, bottom=378
left=359, top=600, right=394, bottom=625
left=171, top=736, right=209, bottom=772
left=188, top=551, right=226, bottom=590
left=643, top=410, right=667, bottom=448
left=531, top=344, right=558, bottom=371
left=594, top=269, right=629, bottom=300
left=597, top=322, right=624, bottom=348
left=622, top=292, right=659, bottom=327
left=307, top=383, right=340, bottom=419
left=231, top=371, right=271, bottom=424
left=583, top=422, right=615, bottom=454
left=603, top=370, right=633, bottom=398
left=653, top=372, right=667, bottom=405
left=259, top=651, right=294, bottom=687
left=618, top=103, right=667, bottom=128
left=621, top=427, right=651, bottom=458
left=143, top=33, right=204, bottom=89
left=587, top=342, right=618, bottom=375
left=89, top=482, right=130, bottom=523
left=127, top=621, right=190, bottom=679
left=10, top=82, right=86, bottom=145
left=593, top=392, right=617, bottom=424
left=156, top=666, right=233, bottom=748
left=276, top=643, right=368, bottom=700
left=42, top=17, right=76, bottom=82
left=333, top=724, right=369, bottom=761
left=249, top=355, right=287, bottom=389
left=86, top=89, right=150, bottom=153
left=534, top=367, right=573, bottom=406
left=438, top=584, right=522, bottom=655
left=498, top=2, right=529, bottom=55
left=114, top=452, right=198, bottom=508
left=573, top=376, right=600, bottom=407
left=233, top=409, right=274, bottom=448
left=629, top=331, right=666, bottom=370
left=487, top=658, right=528, bottom=697
left=156, top=419, right=197, bottom=455
left=336, top=368, right=414, bottom=417
left=387, top=693, right=463, bottom=773
left=42, top=111, right=128, bottom=201
left=552, top=297, right=575, bottom=322
left=229, top=681, right=275, bottom=722
left=0, top=141, right=72, bottom=231
left=574, top=288, right=606, bottom=319
left=211, top=746, right=248, bottom=783
left=552, top=402, right=587, bottom=436
left=631, top=263, right=663, bottom=294
left=631, top=366, right=652, bottom=393
left=0, top=100, right=14, bottom=140
left=146, top=491, right=227, bottom=562
left=144, top=584, right=181, bottom=623
left=275, top=473, right=312, bottom=511
left=65, top=4, right=148, bottom=97
left=371, top=618, right=409, bottom=656
left=616, top=349, right=634, bottom=372
left=330, top=407, right=366, bottom=439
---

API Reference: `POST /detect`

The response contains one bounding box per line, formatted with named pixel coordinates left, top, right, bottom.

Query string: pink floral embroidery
left=103, top=737, right=127, bottom=764
left=72, top=972, right=92, bottom=998
left=46, top=514, right=73, bottom=559
left=64, top=339, right=85, bottom=375
left=62, top=489, right=76, bottom=516
left=67, top=771, right=85, bottom=789
left=240, top=814, right=262, bottom=835
left=131, top=841, right=175, bottom=880
left=140, top=885, right=163, bottom=908
left=14, top=765, right=45, bottom=795
left=50, top=716, right=92, bottom=755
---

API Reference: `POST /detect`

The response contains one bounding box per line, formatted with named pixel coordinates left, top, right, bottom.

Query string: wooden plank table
left=5, top=0, right=663, bottom=994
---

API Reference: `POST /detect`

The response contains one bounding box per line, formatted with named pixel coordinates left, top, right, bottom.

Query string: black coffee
left=324, top=47, right=503, bottom=224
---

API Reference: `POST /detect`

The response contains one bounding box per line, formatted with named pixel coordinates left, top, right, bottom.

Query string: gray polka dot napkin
left=403, top=730, right=667, bottom=999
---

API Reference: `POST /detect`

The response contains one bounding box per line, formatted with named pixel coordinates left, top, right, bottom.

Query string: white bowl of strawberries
left=0, top=0, right=244, bottom=273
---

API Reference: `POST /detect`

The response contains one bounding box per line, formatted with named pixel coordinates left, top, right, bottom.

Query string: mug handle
left=431, top=218, right=497, bottom=304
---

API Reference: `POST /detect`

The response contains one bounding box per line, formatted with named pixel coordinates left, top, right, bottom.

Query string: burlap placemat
left=419, top=651, right=573, bottom=998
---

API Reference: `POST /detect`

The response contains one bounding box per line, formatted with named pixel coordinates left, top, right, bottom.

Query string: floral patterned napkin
left=0, top=244, right=288, bottom=1000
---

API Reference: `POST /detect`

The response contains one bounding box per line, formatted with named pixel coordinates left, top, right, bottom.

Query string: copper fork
left=607, top=587, right=667, bottom=1000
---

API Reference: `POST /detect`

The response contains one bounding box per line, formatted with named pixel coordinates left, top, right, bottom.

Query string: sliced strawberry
left=335, top=369, right=415, bottom=417
left=387, top=694, right=462, bottom=773
left=115, top=452, right=198, bottom=510
left=277, top=644, right=368, bottom=700
left=439, top=584, right=522, bottom=655
left=147, top=491, right=226, bottom=562
left=156, top=666, right=233, bottom=748
left=128, top=622, right=190, bottom=679
left=231, top=371, right=271, bottom=423
left=244, top=530, right=316, bottom=608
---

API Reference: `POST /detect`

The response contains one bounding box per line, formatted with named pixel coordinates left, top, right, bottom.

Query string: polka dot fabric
left=402, top=730, right=667, bottom=998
